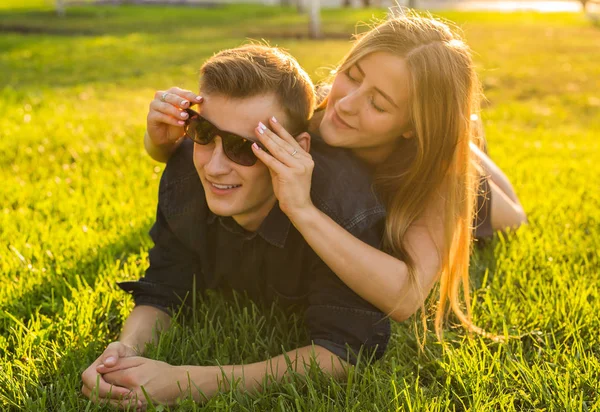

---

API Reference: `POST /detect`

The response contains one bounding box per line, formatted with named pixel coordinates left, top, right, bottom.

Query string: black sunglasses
left=183, top=108, right=267, bottom=167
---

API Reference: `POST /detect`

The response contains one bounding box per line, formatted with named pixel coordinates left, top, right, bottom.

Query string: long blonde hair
left=319, top=12, right=488, bottom=339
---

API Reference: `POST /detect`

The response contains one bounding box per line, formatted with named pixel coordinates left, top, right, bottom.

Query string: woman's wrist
left=287, top=204, right=321, bottom=231
left=144, top=131, right=182, bottom=163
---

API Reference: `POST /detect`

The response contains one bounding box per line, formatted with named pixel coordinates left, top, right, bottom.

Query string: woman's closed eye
left=345, top=68, right=386, bottom=113
left=370, top=96, right=385, bottom=113
left=345, top=67, right=360, bottom=83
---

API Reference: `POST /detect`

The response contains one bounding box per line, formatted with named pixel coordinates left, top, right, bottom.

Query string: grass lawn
left=1, top=2, right=599, bottom=410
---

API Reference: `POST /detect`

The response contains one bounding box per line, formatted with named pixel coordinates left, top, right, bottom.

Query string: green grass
left=1, top=3, right=599, bottom=411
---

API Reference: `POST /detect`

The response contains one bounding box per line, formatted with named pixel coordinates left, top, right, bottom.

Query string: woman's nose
left=337, top=89, right=360, bottom=115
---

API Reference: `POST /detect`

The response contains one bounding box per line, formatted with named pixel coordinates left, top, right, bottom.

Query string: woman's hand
left=251, top=117, right=316, bottom=221
left=146, top=87, right=203, bottom=153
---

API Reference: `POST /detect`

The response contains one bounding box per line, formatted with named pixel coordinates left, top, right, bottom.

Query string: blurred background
left=1, top=0, right=599, bottom=410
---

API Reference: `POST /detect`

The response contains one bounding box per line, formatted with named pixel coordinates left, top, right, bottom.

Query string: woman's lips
left=331, top=109, right=355, bottom=130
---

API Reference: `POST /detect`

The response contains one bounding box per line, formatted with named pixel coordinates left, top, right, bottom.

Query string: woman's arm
left=291, top=206, right=442, bottom=322
left=145, top=130, right=184, bottom=163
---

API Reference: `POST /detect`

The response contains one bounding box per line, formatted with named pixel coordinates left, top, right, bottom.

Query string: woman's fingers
left=154, top=90, right=188, bottom=109
left=149, top=100, right=191, bottom=122
left=255, top=125, right=309, bottom=168
left=167, top=86, right=203, bottom=106
left=255, top=127, right=296, bottom=167
left=148, top=111, right=186, bottom=128
left=268, top=116, right=303, bottom=149
left=153, top=90, right=203, bottom=114
left=259, top=120, right=303, bottom=154
left=252, top=143, right=288, bottom=175
left=156, top=87, right=203, bottom=109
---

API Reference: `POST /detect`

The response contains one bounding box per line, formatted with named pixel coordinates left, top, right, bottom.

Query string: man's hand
left=81, top=341, right=138, bottom=406
left=97, top=357, right=187, bottom=408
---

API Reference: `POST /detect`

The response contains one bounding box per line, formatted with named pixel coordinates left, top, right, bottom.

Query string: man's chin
left=205, top=200, right=237, bottom=218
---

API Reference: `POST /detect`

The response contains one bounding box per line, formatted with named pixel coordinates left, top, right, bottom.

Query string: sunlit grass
left=0, top=4, right=599, bottom=411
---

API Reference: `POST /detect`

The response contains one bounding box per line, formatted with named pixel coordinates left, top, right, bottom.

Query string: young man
left=81, top=45, right=389, bottom=408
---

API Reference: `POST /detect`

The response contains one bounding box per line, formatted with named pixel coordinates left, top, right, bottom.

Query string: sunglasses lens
left=222, top=134, right=257, bottom=166
left=186, top=115, right=214, bottom=144
left=185, top=111, right=259, bottom=166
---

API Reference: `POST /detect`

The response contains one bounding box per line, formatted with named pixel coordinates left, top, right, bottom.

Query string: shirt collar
left=256, top=202, right=291, bottom=248
left=206, top=202, right=291, bottom=248
left=206, top=210, right=217, bottom=225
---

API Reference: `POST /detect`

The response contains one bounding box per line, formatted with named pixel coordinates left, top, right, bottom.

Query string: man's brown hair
left=200, top=44, right=315, bottom=135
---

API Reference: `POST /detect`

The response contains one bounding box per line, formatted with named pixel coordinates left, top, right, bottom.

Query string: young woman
left=144, top=12, right=526, bottom=337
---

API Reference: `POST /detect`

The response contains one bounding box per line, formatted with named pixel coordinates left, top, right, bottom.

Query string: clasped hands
left=81, top=342, right=207, bottom=410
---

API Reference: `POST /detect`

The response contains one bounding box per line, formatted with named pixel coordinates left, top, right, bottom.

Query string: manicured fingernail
left=252, top=143, right=261, bottom=150
left=257, top=126, right=264, bottom=135
left=258, top=122, right=267, bottom=130
left=181, top=100, right=188, bottom=106
left=180, top=112, right=188, bottom=118
left=106, top=357, right=115, bottom=363
left=196, top=96, right=203, bottom=101
left=178, top=120, right=185, bottom=125
left=271, top=116, right=277, bottom=123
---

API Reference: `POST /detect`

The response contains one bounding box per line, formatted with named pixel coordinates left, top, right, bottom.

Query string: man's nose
left=205, top=137, right=232, bottom=175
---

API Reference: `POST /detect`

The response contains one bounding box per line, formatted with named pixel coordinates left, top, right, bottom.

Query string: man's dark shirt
left=119, top=138, right=390, bottom=365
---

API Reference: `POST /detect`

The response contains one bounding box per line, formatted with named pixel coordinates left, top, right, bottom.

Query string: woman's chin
left=319, top=122, right=346, bottom=148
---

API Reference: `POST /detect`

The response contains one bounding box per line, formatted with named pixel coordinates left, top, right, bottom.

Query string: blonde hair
left=319, top=12, right=489, bottom=339
left=201, top=44, right=316, bottom=135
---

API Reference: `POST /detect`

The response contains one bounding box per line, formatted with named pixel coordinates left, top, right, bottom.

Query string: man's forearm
left=119, top=305, right=172, bottom=354
left=178, top=345, right=348, bottom=403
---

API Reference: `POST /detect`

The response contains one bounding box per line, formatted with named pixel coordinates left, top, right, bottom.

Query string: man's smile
left=205, top=178, right=243, bottom=195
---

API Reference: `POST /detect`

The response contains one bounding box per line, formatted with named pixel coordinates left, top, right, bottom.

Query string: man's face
left=193, top=93, right=286, bottom=231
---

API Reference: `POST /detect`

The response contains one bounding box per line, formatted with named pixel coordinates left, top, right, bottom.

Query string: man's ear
left=294, top=131, right=311, bottom=153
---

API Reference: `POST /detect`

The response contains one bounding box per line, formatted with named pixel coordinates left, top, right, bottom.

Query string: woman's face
left=319, top=52, right=413, bottom=162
